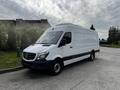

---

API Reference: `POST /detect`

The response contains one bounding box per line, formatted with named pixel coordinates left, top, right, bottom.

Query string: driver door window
left=59, top=32, right=72, bottom=47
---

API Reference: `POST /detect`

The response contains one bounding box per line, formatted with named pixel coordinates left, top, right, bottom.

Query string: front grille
left=23, top=52, right=36, bottom=60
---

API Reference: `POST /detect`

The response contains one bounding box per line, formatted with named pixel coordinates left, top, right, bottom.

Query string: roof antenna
left=90, top=24, right=95, bottom=30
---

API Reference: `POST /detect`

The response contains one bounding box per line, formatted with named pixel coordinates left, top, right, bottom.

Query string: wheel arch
left=54, top=57, right=64, bottom=67
left=91, top=49, right=95, bottom=53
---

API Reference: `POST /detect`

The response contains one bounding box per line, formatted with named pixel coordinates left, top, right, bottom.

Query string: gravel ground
left=0, top=47, right=120, bottom=90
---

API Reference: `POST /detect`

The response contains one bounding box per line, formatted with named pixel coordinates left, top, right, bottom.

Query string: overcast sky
left=0, top=0, right=120, bottom=39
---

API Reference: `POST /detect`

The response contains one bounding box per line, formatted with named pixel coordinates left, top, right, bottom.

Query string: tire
left=51, top=61, right=63, bottom=75
left=90, top=51, right=95, bottom=61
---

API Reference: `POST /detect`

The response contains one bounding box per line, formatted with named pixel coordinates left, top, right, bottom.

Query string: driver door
left=59, top=32, right=73, bottom=60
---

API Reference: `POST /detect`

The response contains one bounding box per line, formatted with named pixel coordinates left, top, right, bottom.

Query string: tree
left=107, top=26, right=120, bottom=44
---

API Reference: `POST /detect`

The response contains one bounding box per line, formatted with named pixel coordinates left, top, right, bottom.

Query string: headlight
left=37, top=52, right=49, bottom=60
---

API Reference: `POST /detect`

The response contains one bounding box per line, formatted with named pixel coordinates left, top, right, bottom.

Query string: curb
left=0, top=66, right=24, bottom=74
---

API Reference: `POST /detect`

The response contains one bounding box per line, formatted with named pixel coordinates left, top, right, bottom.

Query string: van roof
left=49, top=23, right=92, bottom=32
left=56, top=23, right=85, bottom=29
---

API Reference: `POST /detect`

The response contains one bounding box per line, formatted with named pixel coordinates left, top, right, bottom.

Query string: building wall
left=0, top=19, right=50, bottom=50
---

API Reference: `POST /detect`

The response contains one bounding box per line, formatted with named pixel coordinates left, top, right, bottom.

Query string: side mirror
left=58, top=39, right=66, bottom=47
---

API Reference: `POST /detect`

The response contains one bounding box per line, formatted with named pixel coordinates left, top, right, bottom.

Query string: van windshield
left=36, top=31, right=63, bottom=45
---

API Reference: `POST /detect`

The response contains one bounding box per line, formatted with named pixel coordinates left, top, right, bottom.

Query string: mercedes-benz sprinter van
left=22, top=23, right=100, bottom=75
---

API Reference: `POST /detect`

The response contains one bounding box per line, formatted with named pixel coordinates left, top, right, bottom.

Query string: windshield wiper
left=36, top=43, right=50, bottom=45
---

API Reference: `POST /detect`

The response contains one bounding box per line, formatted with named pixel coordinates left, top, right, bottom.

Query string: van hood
left=23, top=44, right=55, bottom=53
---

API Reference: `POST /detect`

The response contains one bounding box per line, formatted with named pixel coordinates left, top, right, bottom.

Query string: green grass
left=101, top=44, right=120, bottom=48
left=0, top=51, right=21, bottom=69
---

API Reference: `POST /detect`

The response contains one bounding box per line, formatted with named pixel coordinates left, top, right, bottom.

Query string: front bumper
left=21, top=59, right=54, bottom=70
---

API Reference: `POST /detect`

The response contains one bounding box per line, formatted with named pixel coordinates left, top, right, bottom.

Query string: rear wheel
left=90, top=51, right=95, bottom=61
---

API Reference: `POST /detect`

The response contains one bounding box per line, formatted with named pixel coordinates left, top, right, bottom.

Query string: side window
left=63, top=32, right=71, bottom=44
left=59, top=32, right=72, bottom=47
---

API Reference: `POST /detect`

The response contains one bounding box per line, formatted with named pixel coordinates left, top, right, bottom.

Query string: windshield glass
left=36, top=31, right=63, bottom=45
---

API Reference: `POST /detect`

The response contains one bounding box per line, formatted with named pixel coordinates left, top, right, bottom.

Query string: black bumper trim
left=22, top=59, right=54, bottom=70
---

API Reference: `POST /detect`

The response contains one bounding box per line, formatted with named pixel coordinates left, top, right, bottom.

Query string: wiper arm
left=36, top=42, right=46, bottom=44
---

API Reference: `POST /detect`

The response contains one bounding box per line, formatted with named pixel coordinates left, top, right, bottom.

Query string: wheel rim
left=91, top=53, right=94, bottom=60
left=54, top=63, right=61, bottom=73
left=91, top=54, right=94, bottom=60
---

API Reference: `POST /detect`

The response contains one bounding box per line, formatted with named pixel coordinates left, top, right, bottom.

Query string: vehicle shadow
left=24, top=69, right=51, bottom=79
left=24, top=58, right=98, bottom=79
left=64, top=58, right=91, bottom=70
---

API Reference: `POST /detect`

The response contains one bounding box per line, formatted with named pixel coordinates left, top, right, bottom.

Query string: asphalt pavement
left=0, top=47, right=120, bottom=90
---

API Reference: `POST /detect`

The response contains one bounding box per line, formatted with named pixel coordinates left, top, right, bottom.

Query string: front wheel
left=51, top=61, right=62, bottom=75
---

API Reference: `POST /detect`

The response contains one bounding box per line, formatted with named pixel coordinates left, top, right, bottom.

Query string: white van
left=22, top=23, right=100, bottom=75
